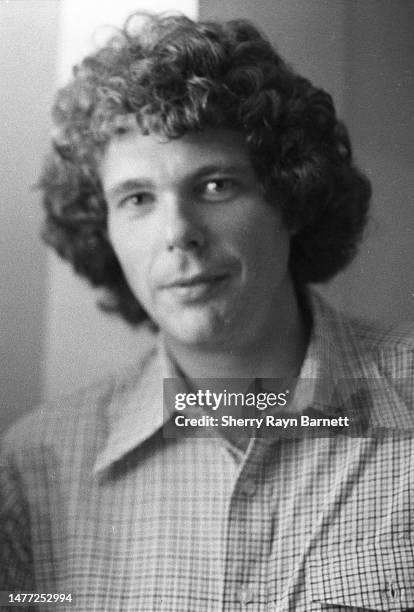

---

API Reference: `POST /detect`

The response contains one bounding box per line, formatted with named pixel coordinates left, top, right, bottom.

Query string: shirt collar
left=93, top=338, right=171, bottom=475
left=94, top=289, right=414, bottom=474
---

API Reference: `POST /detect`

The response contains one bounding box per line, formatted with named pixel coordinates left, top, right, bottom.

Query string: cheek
left=231, top=209, right=290, bottom=269
left=108, top=222, right=153, bottom=295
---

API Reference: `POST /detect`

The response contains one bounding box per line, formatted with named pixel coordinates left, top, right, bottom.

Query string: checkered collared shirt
left=1, top=291, right=414, bottom=611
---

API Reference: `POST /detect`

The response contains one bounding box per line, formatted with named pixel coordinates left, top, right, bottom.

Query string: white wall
left=0, top=0, right=59, bottom=431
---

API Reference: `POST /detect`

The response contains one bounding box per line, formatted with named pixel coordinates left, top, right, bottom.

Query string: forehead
left=99, top=125, right=253, bottom=190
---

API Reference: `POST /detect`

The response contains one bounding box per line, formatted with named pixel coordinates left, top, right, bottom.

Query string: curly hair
left=39, top=12, right=371, bottom=325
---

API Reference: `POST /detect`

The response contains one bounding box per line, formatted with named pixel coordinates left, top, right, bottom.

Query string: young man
left=1, top=13, right=413, bottom=611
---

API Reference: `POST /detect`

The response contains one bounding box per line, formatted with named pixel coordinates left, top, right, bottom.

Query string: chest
left=31, top=435, right=414, bottom=611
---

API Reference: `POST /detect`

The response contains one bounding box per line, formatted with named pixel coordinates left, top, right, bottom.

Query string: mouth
left=161, top=272, right=231, bottom=302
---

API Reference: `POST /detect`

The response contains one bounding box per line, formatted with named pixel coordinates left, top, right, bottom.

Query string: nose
left=163, top=195, right=206, bottom=252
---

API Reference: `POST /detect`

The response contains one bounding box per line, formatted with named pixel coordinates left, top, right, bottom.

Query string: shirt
left=1, top=290, right=414, bottom=612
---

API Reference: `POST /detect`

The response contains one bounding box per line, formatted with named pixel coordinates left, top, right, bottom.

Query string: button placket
left=222, top=441, right=269, bottom=610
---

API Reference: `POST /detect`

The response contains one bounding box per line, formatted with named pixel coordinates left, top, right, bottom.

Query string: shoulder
left=308, top=291, right=414, bottom=426
left=311, top=289, right=414, bottom=367
left=325, top=301, right=414, bottom=415
left=308, top=289, right=414, bottom=386
left=348, top=315, right=414, bottom=377
left=1, top=341, right=158, bottom=472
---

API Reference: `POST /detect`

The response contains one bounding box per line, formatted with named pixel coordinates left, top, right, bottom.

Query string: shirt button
left=238, top=585, right=256, bottom=605
left=240, top=479, right=257, bottom=496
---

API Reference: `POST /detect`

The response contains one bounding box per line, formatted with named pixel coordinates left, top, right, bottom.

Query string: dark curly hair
left=39, top=12, right=371, bottom=325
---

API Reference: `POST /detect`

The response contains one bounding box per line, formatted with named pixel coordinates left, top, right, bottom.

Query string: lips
left=167, top=272, right=227, bottom=287
left=161, top=272, right=231, bottom=302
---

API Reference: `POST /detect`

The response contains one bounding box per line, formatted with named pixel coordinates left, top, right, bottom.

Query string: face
left=100, top=126, right=293, bottom=350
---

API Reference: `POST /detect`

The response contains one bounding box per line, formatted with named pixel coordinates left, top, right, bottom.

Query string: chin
left=160, top=309, right=237, bottom=347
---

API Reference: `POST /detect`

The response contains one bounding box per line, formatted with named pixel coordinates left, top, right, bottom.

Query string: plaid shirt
left=1, top=291, right=414, bottom=611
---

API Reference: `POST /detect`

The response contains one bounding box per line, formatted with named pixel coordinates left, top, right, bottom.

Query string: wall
left=339, top=1, right=414, bottom=321
left=0, top=0, right=59, bottom=432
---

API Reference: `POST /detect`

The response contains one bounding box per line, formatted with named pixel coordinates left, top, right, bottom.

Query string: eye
left=118, top=192, right=154, bottom=209
left=201, top=178, right=238, bottom=200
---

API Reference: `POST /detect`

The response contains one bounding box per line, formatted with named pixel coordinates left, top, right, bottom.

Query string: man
left=1, top=13, right=413, bottom=612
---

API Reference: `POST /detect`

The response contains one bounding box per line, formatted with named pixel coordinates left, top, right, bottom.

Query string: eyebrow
left=191, top=163, right=253, bottom=178
left=104, top=179, right=152, bottom=202
left=104, top=163, right=254, bottom=201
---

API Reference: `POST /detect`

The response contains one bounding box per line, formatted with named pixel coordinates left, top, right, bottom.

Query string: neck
left=163, top=281, right=309, bottom=381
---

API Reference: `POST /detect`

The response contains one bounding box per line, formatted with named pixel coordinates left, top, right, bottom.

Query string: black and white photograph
left=1, top=1, right=413, bottom=610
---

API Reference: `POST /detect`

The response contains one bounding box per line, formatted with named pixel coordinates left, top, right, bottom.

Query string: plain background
left=1, top=0, right=413, bottom=432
